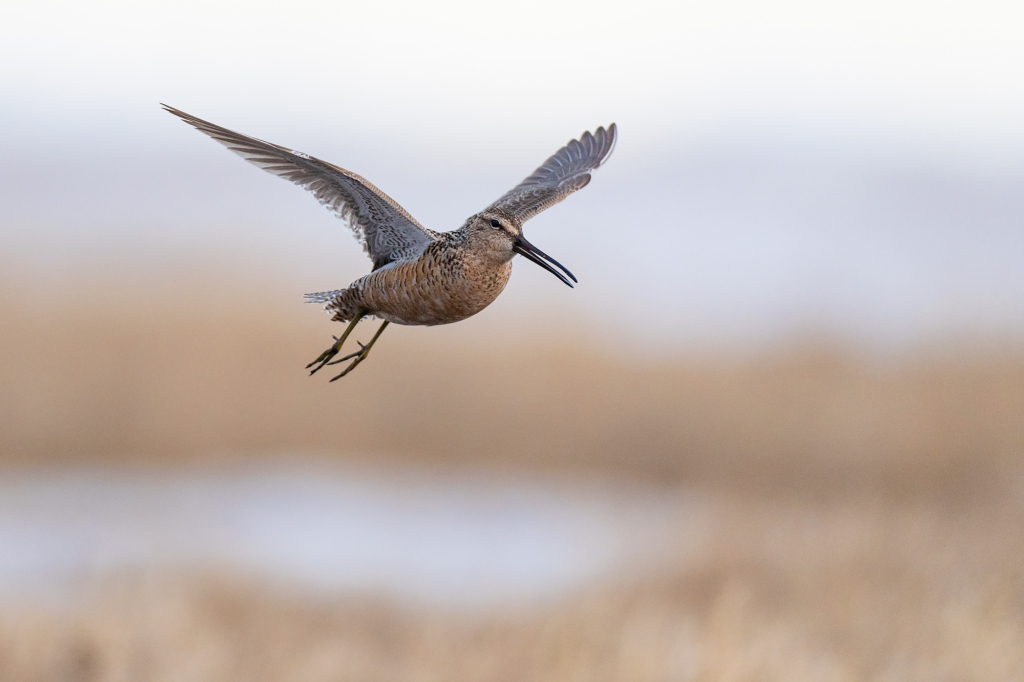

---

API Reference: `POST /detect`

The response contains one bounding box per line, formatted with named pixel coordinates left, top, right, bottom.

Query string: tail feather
left=304, top=285, right=368, bottom=323
left=303, top=289, right=347, bottom=304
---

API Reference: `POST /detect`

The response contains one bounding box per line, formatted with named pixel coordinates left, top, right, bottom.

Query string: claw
left=306, top=346, right=339, bottom=374
left=326, top=341, right=366, bottom=365
left=326, top=320, right=389, bottom=381
left=329, top=354, right=366, bottom=381
left=306, top=313, right=366, bottom=375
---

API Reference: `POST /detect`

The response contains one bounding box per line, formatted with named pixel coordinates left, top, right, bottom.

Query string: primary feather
left=486, top=123, right=617, bottom=221
left=162, top=104, right=438, bottom=270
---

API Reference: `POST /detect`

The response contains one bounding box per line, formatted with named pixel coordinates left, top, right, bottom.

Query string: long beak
left=512, top=235, right=578, bottom=288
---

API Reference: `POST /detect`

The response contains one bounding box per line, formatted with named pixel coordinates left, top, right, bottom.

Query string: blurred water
left=0, top=467, right=684, bottom=607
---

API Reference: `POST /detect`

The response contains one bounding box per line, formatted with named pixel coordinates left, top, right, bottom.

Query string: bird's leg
left=325, top=341, right=367, bottom=365
left=306, top=312, right=365, bottom=375
left=328, top=321, right=390, bottom=382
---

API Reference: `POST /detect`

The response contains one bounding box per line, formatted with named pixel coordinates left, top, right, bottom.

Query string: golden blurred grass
left=3, top=493, right=1022, bottom=681
left=2, top=272, right=1024, bottom=680
left=1, top=273, right=1022, bottom=501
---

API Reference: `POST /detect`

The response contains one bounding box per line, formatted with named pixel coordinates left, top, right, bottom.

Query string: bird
left=163, top=105, right=617, bottom=381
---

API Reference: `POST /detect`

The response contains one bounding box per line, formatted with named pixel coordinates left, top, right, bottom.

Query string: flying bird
left=163, top=105, right=617, bottom=381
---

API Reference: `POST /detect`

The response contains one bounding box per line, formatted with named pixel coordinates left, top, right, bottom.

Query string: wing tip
left=161, top=103, right=186, bottom=118
left=161, top=103, right=206, bottom=130
left=597, top=122, right=617, bottom=167
left=575, top=123, right=617, bottom=168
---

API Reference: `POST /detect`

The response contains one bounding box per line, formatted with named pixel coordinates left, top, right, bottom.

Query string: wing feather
left=487, top=124, right=617, bottom=222
left=163, top=104, right=437, bottom=269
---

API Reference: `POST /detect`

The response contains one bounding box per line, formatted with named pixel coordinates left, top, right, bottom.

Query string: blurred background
left=2, top=0, right=1024, bottom=679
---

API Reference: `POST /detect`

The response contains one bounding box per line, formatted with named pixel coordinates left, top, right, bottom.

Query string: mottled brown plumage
left=319, top=231, right=514, bottom=326
left=164, top=104, right=617, bottom=379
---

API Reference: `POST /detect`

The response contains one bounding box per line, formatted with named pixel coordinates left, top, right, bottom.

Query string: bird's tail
left=304, top=285, right=368, bottom=323
left=303, top=289, right=347, bottom=305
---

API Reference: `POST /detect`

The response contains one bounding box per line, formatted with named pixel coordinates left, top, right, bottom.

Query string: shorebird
left=164, top=105, right=617, bottom=381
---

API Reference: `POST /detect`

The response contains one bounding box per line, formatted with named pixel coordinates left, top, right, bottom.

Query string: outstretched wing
left=163, top=105, right=438, bottom=269
left=487, top=124, right=617, bottom=222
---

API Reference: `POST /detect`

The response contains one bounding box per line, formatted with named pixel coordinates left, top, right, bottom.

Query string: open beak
left=512, top=235, right=578, bottom=288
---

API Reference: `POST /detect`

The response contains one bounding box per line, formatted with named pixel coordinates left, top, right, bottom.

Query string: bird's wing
left=486, top=124, right=617, bottom=223
left=163, top=105, right=438, bottom=270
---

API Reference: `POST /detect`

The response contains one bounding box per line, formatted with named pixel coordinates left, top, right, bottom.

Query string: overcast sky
left=3, top=0, right=1023, bottom=351
left=4, top=0, right=1024, bottom=153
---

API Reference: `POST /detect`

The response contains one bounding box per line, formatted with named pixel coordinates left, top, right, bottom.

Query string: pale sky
left=3, top=0, right=1023, bottom=351
left=4, top=0, right=1024, bottom=154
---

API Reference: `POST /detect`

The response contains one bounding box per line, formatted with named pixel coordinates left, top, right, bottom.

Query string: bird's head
left=466, top=211, right=577, bottom=288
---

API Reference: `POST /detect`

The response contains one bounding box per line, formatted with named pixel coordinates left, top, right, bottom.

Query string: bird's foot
left=307, top=312, right=367, bottom=375
left=306, top=335, right=344, bottom=375
left=306, top=316, right=385, bottom=383
left=324, top=320, right=389, bottom=382
left=326, top=341, right=365, bottom=366
left=327, top=342, right=372, bottom=381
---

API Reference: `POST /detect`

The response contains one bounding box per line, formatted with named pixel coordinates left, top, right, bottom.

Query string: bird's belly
left=361, top=261, right=511, bottom=326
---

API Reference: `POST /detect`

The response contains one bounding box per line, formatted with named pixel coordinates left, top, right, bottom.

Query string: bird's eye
left=490, top=219, right=501, bottom=228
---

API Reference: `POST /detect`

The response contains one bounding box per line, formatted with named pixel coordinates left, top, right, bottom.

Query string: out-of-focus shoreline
left=3, top=274, right=1024, bottom=680
left=3, top=487, right=1022, bottom=681
left=3, top=274, right=1023, bottom=504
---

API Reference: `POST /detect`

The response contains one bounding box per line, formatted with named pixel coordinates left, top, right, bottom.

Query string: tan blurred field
left=3, top=494, right=1023, bottom=682
left=3, top=272, right=1023, bottom=500
left=1, top=271, right=1023, bottom=680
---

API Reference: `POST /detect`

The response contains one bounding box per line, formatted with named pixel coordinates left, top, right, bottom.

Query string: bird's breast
left=360, top=253, right=512, bottom=326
